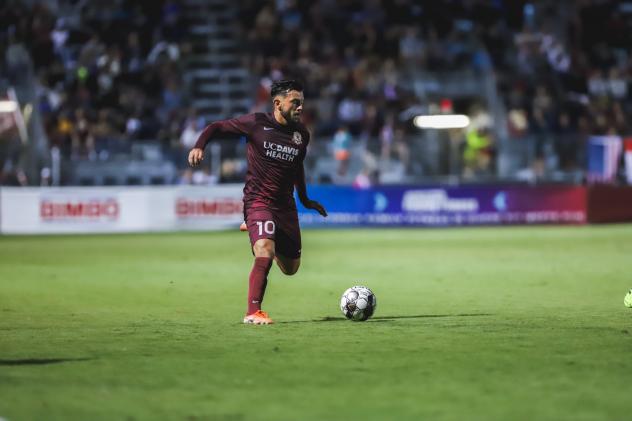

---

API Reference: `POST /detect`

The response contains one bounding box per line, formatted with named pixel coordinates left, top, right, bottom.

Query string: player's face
left=276, top=90, right=304, bottom=124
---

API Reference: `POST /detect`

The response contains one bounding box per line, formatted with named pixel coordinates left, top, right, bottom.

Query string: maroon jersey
left=194, top=113, right=310, bottom=210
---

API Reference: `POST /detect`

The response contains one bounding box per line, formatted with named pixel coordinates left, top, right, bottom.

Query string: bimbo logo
left=40, top=199, right=120, bottom=221
left=176, top=198, right=243, bottom=217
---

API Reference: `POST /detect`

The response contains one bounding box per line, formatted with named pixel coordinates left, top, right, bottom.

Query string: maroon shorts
left=244, top=206, right=302, bottom=259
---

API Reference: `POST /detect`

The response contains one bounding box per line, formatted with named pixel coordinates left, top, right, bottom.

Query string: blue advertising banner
left=297, top=185, right=587, bottom=227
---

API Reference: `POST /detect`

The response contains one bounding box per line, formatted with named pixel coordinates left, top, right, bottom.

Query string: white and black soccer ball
left=340, top=286, right=377, bottom=321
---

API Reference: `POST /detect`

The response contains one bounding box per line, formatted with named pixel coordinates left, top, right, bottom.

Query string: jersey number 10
left=256, top=220, right=275, bottom=235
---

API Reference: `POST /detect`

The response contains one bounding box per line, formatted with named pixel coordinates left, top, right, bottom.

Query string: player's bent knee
left=277, top=258, right=300, bottom=275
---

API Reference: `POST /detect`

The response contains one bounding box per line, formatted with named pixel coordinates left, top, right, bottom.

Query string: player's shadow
left=0, top=357, right=93, bottom=366
left=279, top=313, right=493, bottom=324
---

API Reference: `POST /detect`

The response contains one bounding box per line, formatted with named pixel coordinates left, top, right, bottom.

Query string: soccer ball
left=624, top=289, right=632, bottom=308
left=340, top=286, right=377, bottom=321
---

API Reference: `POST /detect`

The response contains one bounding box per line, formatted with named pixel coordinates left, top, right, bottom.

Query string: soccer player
left=188, top=79, right=327, bottom=325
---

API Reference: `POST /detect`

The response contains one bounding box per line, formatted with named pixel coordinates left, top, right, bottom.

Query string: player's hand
left=188, top=148, right=204, bottom=167
left=303, top=200, right=327, bottom=217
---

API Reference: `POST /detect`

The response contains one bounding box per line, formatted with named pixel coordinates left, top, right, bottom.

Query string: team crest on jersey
left=292, top=131, right=302, bottom=145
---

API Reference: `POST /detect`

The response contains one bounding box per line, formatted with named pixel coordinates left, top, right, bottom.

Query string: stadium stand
left=1, top=0, right=631, bottom=186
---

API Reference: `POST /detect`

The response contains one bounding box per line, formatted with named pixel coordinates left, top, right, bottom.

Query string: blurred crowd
left=243, top=0, right=497, bottom=132
left=500, top=0, right=632, bottom=179
left=241, top=0, right=632, bottom=182
left=1, top=0, right=190, bottom=169
left=2, top=0, right=632, bottom=186
left=241, top=0, right=493, bottom=182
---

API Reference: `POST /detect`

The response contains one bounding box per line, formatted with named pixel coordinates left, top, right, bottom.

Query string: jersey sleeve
left=194, top=113, right=256, bottom=150
left=295, top=163, right=308, bottom=203
left=297, top=128, right=310, bottom=160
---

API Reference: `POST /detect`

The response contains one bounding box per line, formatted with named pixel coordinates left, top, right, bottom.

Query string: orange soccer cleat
left=243, top=310, right=274, bottom=325
left=239, top=222, right=247, bottom=231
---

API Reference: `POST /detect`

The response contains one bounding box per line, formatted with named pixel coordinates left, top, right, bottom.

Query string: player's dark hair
left=270, top=79, right=304, bottom=98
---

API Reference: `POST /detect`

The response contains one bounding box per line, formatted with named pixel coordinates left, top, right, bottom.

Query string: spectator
left=379, top=114, right=396, bottom=165
left=71, top=109, right=95, bottom=160
left=554, top=111, right=578, bottom=172
left=332, top=125, right=352, bottom=177
left=463, top=114, right=494, bottom=179
left=178, top=110, right=204, bottom=181
left=608, top=68, right=627, bottom=100
left=337, top=93, right=364, bottom=135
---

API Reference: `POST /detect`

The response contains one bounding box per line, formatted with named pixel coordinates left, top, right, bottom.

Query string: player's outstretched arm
left=188, top=148, right=204, bottom=167
left=295, top=164, right=327, bottom=217
left=188, top=114, right=255, bottom=167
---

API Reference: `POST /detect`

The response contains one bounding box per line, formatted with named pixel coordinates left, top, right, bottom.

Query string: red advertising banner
left=587, top=185, right=632, bottom=223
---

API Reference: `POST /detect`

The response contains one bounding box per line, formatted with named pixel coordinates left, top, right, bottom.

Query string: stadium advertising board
left=297, top=185, right=587, bottom=227
left=1, top=185, right=588, bottom=234
left=0, top=186, right=243, bottom=234
left=172, top=186, right=243, bottom=229
left=1, top=188, right=123, bottom=234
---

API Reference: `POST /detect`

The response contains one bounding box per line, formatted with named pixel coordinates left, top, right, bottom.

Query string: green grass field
left=1, top=225, right=632, bottom=421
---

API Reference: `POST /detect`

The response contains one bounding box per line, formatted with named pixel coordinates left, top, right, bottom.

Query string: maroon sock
left=247, top=257, right=273, bottom=315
